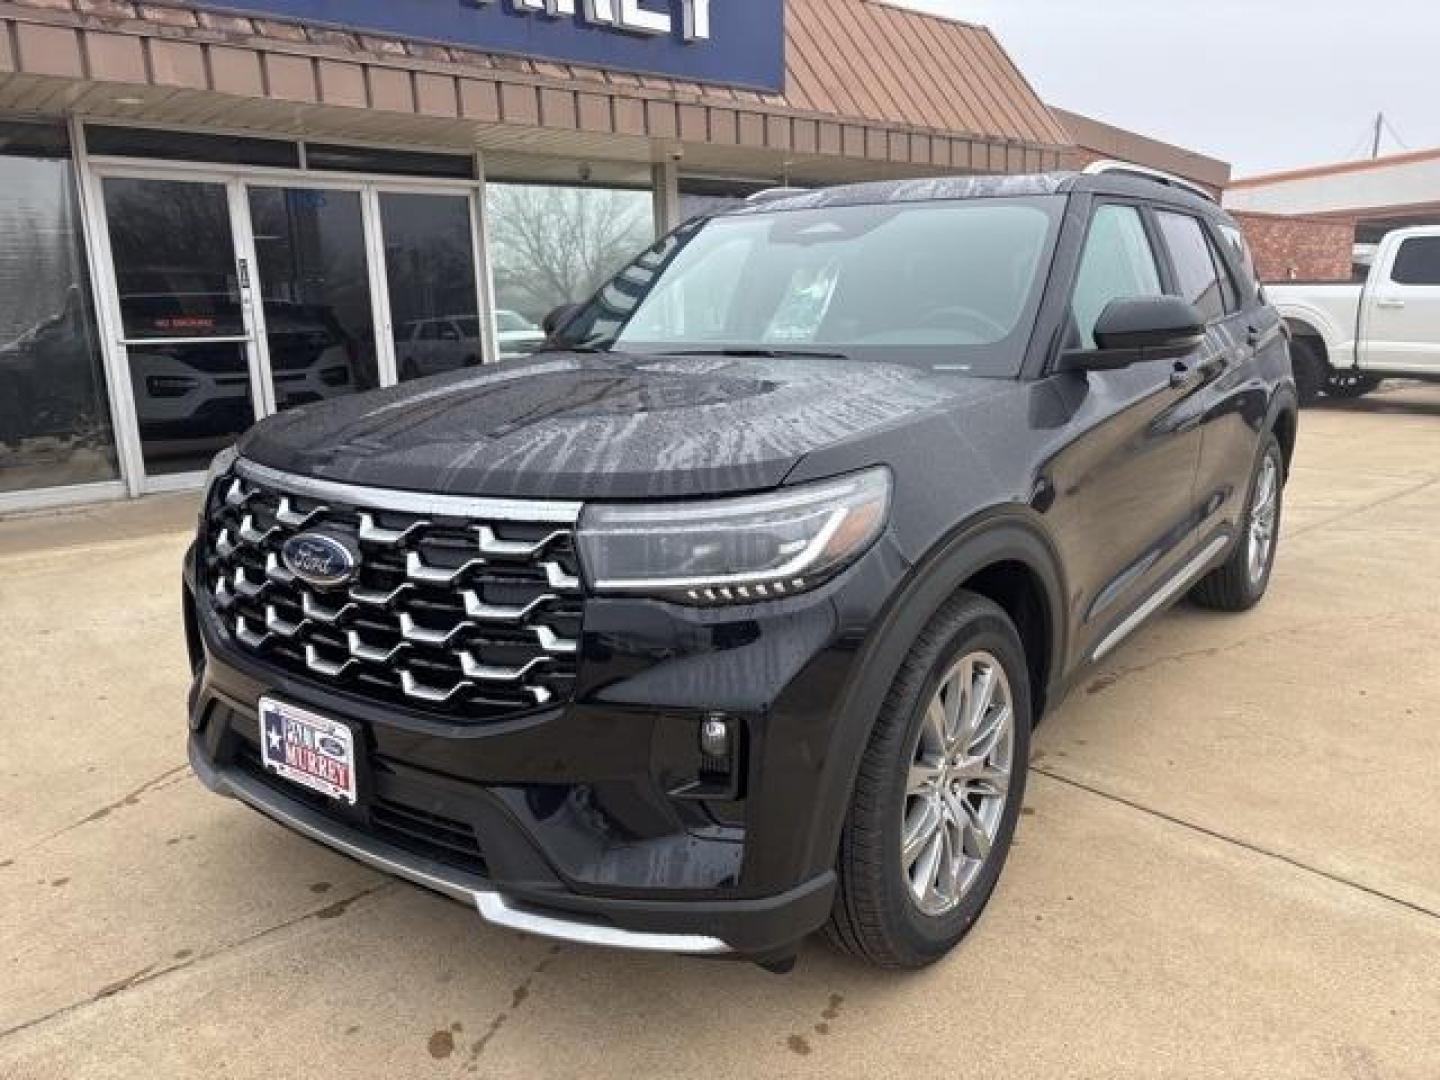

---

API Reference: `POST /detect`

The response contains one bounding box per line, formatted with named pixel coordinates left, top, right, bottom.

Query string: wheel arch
left=801, top=509, right=1069, bottom=878
left=1283, top=316, right=1331, bottom=366
left=1270, top=396, right=1299, bottom=478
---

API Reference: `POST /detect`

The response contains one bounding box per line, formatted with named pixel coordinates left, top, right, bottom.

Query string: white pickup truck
left=1269, top=226, right=1440, bottom=404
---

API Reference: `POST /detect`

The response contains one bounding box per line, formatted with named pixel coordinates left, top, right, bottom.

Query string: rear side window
left=1219, top=222, right=1261, bottom=301
left=1156, top=211, right=1228, bottom=322
left=1390, top=237, right=1440, bottom=285
left=1070, top=204, right=1164, bottom=349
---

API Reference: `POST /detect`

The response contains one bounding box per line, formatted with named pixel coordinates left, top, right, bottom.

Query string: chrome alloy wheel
left=901, top=651, right=1015, bottom=917
left=1247, top=454, right=1280, bottom=587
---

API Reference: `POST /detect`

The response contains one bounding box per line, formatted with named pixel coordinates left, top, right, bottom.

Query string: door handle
left=1376, top=298, right=1406, bottom=310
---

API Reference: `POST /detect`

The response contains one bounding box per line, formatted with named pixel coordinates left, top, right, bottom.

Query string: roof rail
left=745, top=187, right=811, bottom=204
left=1081, top=160, right=1217, bottom=203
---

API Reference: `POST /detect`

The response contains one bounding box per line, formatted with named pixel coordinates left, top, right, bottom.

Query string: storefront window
left=485, top=182, right=653, bottom=352
left=0, top=123, right=119, bottom=494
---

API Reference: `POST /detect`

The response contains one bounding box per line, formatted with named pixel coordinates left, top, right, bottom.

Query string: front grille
left=202, top=464, right=585, bottom=722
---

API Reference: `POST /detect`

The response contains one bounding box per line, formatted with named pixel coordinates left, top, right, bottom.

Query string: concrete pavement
left=2, top=383, right=1438, bottom=1079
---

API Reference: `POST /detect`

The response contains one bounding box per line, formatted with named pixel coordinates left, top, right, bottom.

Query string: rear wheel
left=1190, top=433, right=1284, bottom=612
left=1290, top=339, right=1326, bottom=406
left=825, top=592, right=1031, bottom=969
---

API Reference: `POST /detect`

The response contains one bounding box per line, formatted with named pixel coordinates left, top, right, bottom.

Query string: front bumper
left=184, top=534, right=909, bottom=958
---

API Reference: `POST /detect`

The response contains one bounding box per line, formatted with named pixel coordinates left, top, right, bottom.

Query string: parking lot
left=1, top=383, right=1437, bottom=1079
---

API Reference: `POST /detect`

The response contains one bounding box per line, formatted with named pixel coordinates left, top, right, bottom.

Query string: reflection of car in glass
left=128, top=298, right=358, bottom=438
left=396, top=315, right=484, bottom=379
left=396, top=312, right=545, bottom=377
left=0, top=287, right=105, bottom=450
left=495, top=309, right=546, bottom=359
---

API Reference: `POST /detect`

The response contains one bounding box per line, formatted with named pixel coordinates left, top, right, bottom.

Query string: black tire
left=1325, top=369, right=1380, bottom=400
left=1190, top=433, right=1284, bottom=612
left=1290, top=339, right=1326, bottom=407
left=825, top=591, right=1031, bottom=969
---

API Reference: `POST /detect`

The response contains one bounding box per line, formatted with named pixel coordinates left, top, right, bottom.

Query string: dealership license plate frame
left=258, top=697, right=359, bottom=806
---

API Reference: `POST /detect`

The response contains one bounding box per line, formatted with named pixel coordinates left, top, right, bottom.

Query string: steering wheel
left=918, top=305, right=1009, bottom=341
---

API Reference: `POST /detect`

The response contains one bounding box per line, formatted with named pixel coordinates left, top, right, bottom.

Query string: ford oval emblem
left=281, top=532, right=358, bottom=591
left=317, top=735, right=346, bottom=758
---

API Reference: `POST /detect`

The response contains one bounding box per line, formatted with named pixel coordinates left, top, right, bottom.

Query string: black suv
left=183, top=169, right=1297, bottom=971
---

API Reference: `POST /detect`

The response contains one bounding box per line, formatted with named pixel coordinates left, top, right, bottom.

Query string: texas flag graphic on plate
left=259, top=697, right=358, bottom=805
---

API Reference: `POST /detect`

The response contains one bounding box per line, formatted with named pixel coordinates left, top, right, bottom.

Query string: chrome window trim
left=234, top=457, right=583, bottom=524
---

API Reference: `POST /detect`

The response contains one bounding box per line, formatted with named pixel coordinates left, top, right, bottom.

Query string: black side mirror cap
left=542, top=303, right=583, bottom=340
left=1058, top=296, right=1207, bottom=373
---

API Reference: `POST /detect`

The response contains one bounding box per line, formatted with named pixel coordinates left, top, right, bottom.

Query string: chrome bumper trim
left=188, top=740, right=731, bottom=956
left=474, top=892, right=730, bottom=955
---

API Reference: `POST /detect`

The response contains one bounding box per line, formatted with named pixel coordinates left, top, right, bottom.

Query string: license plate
left=258, top=698, right=358, bottom=805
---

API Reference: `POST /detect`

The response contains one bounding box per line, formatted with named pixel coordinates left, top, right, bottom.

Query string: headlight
left=577, top=467, right=891, bottom=604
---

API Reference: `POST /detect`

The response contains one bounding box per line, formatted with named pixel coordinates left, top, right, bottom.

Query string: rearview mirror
left=1058, top=296, right=1206, bottom=373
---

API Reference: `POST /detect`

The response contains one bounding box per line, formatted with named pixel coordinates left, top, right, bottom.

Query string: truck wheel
left=1191, top=434, right=1284, bottom=612
left=1325, top=370, right=1380, bottom=400
left=825, top=592, right=1031, bottom=969
left=1290, top=339, right=1326, bottom=406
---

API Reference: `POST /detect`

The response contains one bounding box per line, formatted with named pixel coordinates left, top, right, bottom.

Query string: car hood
left=238, top=352, right=1004, bottom=500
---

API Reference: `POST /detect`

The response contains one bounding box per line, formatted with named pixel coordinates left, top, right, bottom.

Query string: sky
left=896, top=0, right=1439, bottom=178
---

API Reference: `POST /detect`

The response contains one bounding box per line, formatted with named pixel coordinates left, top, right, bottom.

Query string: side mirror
left=1058, top=296, right=1206, bottom=373
left=542, top=303, right=583, bottom=339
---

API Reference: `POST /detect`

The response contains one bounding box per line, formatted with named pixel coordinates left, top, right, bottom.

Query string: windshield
left=557, top=196, right=1062, bottom=375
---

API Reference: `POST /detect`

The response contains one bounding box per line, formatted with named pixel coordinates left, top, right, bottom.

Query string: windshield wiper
left=663, top=347, right=851, bottom=360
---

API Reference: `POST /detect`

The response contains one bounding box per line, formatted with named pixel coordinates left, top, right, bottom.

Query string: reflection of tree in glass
left=487, top=185, right=652, bottom=321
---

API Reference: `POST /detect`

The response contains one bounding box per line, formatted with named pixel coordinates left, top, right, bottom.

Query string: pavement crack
left=1288, top=474, right=1440, bottom=539
left=0, top=882, right=395, bottom=1044
left=1085, top=605, right=1439, bottom=694
left=0, top=764, right=193, bottom=865
left=1032, top=768, right=1440, bottom=923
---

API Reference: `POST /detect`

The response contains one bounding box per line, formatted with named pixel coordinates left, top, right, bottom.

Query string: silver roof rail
left=1081, top=160, right=1217, bottom=203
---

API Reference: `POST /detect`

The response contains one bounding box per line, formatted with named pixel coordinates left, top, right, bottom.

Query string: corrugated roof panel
left=771, top=0, right=1068, bottom=146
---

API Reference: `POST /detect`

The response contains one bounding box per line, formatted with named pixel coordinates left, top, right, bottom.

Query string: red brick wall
left=1231, top=212, right=1356, bottom=282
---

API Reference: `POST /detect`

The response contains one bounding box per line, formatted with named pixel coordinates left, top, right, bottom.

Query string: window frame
left=1062, top=196, right=1170, bottom=352
left=1150, top=207, right=1251, bottom=323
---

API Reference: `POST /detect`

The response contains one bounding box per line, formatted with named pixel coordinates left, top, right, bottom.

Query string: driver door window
left=1071, top=205, right=1164, bottom=348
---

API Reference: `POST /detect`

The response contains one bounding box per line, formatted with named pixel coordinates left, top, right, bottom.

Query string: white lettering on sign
left=470, top=0, right=711, bottom=41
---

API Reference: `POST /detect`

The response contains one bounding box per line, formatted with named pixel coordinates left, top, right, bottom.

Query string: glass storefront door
left=245, top=186, right=381, bottom=409
left=100, top=175, right=262, bottom=479
left=89, top=166, right=490, bottom=491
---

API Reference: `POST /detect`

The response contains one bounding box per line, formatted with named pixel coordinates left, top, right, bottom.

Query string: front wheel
left=825, top=592, right=1031, bottom=969
left=1190, top=433, right=1284, bottom=612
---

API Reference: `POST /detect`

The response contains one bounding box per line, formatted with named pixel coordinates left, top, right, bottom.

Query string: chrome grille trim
left=234, top=458, right=583, bottom=524
left=204, top=461, right=585, bottom=721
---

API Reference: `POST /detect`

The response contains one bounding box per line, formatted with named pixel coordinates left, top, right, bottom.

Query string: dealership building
left=0, top=0, right=1222, bottom=511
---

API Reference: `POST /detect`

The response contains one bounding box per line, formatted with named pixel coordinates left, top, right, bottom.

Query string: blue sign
left=198, top=0, right=786, bottom=93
